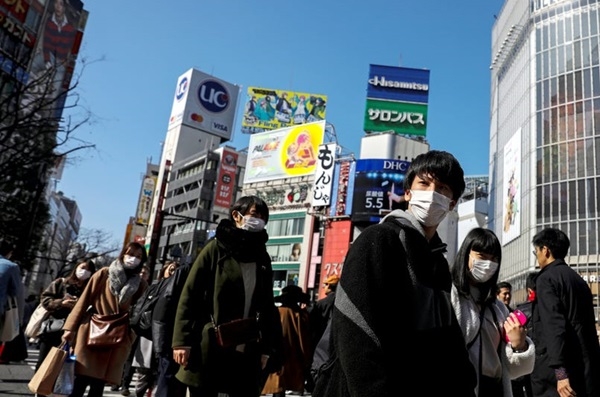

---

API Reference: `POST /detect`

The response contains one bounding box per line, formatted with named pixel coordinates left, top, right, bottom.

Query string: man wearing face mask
left=450, top=228, right=534, bottom=397
left=172, top=195, right=281, bottom=397
left=35, top=259, right=96, bottom=380
left=314, top=151, right=477, bottom=397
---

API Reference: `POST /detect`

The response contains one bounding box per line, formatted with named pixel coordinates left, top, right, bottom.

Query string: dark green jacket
left=172, top=221, right=279, bottom=390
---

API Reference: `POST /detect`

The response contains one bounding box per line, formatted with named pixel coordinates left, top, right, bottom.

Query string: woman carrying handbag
left=62, top=242, right=148, bottom=397
left=35, top=259, right=96, bottom=380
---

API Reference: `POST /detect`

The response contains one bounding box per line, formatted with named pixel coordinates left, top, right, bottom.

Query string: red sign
left=214, top=149, right=238, bottom=209
left=318, top=219, right=352, bottom=299
left=0, top=0, right=29, bottom=23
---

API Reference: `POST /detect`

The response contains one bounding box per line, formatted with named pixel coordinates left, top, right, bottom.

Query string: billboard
left=168, top=68, right=240, bottom=140
left=25, top=0, right=85, bottom=115
left=364, top=64, right=430, bottom=137
left=502, top=129, right=521, bottom=246
left=244, top=121, right=325, bottom=183
left=241, top=87, right=327, bottom=134
left=136, top=175, right=157, bottom=225
left=214, top=149, right=238, bottom=209
left=351, top=158, right=411, bottom=223
left=363, top=99, right=428, bottom=136
left=311, top=143, right=337, bottom=207
left=317, top=219, right=352, bottom=299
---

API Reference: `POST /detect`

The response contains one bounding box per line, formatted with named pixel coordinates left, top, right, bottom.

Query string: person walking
left=262, top=285, right=312, bottom=397
left=496, top=281, right=513, bottom=311
left=35, top=259, right=95, bottom=378
left=530, top=228, right=600, bottom=397
left=314, top=150, right=477, bottom=397
left=0, top=239, right=24, bottom=362
left=62, top=242, right=148, bottom=397
left=450, top=228, right=535, bottom=397
left=172, top=195, right=281, bottom=397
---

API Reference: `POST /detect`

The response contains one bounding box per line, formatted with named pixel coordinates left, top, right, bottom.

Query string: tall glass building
left=490, top=0, right=600, bottom=315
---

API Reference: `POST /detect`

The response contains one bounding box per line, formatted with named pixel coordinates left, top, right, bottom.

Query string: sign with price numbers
left=351, top=158, right=411, bottom=223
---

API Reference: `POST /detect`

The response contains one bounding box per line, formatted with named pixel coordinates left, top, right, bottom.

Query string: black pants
left=36, top=331, right=63, bottom=371
left=69, top=374, right=105, bottom=397
left=135, top=367, right=156, bottom=397
left=154, top=355, right=186, bottom=397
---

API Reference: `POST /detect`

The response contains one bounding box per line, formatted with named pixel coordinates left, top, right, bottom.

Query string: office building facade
left=490, top=0, right=600, bottom=310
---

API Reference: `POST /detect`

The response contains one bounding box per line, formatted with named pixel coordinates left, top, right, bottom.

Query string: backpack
left=130, top=282, right=163, bottom=339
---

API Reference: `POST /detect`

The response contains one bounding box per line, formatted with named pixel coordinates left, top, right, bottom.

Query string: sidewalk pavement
left=0, top=360, right=35, bottom=396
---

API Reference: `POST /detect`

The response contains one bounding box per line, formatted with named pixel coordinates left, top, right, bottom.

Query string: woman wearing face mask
left=450, top=228, right=535, bottom=397
left=62, top=242, right=148, bottom=397
left=34, top=259, right=96, bottom=382
left=172, top=195, right=281, bottom=397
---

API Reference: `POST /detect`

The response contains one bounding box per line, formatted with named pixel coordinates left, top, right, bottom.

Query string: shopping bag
left=0, top=296, right=20, bottom=342
left=28, top=342, right=68, bottom=395
left=52, top=352, right=75, bottom=397
left=25, top=303, right=49, bottom=338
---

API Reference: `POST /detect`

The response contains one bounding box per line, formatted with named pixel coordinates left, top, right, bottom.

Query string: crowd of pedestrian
left=1, top=150, right=600, bottom=397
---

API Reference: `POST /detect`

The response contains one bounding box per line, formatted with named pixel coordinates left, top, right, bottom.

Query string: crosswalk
left=26, top=347, right=148, bottom=397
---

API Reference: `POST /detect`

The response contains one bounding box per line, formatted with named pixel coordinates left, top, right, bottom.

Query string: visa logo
left=213, top=122, right=228, bottom=132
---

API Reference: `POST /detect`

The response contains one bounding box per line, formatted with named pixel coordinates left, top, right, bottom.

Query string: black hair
left=68, top=259, right=96, bottom=282
left=496, top=281, right=512, bottom=294
left=525, top=272, right=538, bottom=291
left=0, top=238, right=16, bottom=257
left=532, top=227, right=570, bottom=260
left=451, top=227, right=502, bottom=303
left=118, top=242, right=148, bottom=274
left=230, top=195, right=270, bottom=224
left=403, top=150, right=466, bottom=201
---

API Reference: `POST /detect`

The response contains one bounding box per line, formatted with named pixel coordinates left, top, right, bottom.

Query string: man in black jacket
left=151, top=262, right=191, bottom=397
left=531, top=228, right=600, bottom=397
left=314, top=151, right=476, bottom=397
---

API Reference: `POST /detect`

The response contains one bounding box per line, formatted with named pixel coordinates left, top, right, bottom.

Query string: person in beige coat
left=62, top=242, right=148, bottom=397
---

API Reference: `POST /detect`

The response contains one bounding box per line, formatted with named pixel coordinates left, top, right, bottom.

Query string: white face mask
left=470, top=257, right=499, bottom=283
left=123, top=255, right=141, bottom=269
left=241, top=215, right=265, bottom=232
left=76, top=268, right=91, bottom=281
left=408, top=190, right=453, bottom=227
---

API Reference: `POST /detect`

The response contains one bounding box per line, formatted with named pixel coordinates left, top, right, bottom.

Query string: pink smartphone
left=504, top=309, right=527, bottom=342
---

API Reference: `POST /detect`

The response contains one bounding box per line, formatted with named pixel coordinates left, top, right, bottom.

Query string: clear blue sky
left=58, top=0, right=505, bottom=244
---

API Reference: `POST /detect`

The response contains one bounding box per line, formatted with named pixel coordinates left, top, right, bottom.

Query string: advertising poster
left=367, top=64, right=430, bottom=104
left=241, top=86, right=327, bottom=134
left=363, top=99, right=428, bottom=136
left=244, top=121, right=325, bottom=183
left=351, top=159, right=411, bottom=223
left=168, top=68, right=240, bottom=140
left=24, top=0, right=85, bottom=116
left=136, top=175, right=156, bottom=225
left=214, top=149, right=238, bottom=209
left=312, top=143, right=337, bottom=207
left=502, top=129, right=522, bottom=246
left=318, top=219, right=352, bottom=299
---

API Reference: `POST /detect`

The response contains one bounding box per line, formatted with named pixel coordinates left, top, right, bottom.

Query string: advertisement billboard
left=364, top=64, right=430, bottom=137
left=311, top=143, right=337, bottom=207
left=136, top=175, right=157, bottom=225
left=317, top=219, right=352, bottom=299
left=363, top=99, right=428, bottom=136
left=24, top=0, right=85, bottom=115
left=214, top=149, right=238, bottom=209
left=367, top=64, right=430, bottom=104
left=244, top=121, right=325, bottom=183
left=502, top=129, right=521, bottom=246
left=168, top=68, right=240, bottom=140
left=241, top=87, right=327, bottom=134
left=351, top=158, right=411, bottom=223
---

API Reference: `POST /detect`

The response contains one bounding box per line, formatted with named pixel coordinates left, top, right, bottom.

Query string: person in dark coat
left=309, top=274, right=338, bottom=348
left=314, top=150, right=477, bottom=397
left=531, top=228, right=600, bottom=397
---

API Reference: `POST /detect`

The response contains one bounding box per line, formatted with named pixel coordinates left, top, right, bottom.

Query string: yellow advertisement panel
left=244, top=121, right=325, bottom=183
left=241, top=87, right=327, bottom=134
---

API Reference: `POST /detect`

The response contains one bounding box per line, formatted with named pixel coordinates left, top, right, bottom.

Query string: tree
left=0, top=59, right=96, bottom=269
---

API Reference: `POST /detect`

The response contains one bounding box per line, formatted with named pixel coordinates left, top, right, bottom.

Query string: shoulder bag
left=25, top=303, right=50, bottom=338
left=0, top=295, right=20, bottom=342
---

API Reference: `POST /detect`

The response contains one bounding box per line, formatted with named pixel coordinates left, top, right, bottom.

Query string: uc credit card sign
left=168, top=68, right=240, bottom=140
left=244, top=121, right=325, bottom=183
left=351, top=158, right=411, bottom=222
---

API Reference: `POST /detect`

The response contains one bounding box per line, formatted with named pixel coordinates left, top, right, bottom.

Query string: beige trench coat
left=63, top=267, right=146, bottom=385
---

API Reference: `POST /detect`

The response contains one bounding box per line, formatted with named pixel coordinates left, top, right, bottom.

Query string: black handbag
left=211, top=315, right=261, bottom=348
left=41, top=317, right=66, bottom=334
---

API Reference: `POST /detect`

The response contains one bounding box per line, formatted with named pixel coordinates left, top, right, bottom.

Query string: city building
left=490, top=0, right=600, bottom=311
